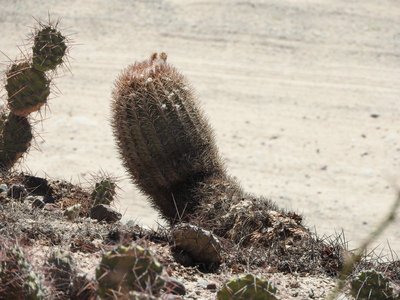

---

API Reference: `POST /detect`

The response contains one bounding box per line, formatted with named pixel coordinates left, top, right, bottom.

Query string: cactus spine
left=0, top=19, right=69, bottom=172
left=112, top=53, right=226, bottom=221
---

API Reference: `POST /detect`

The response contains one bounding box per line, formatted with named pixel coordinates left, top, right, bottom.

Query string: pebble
left=31, top=196, right=45, bottom=209
left=0, top=184, right=8, bottom=193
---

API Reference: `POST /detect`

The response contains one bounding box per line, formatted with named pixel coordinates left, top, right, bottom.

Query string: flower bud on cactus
left=217, top=274, right=277, bottom=300
left=32, top=22, right=68, bottom=72
left=112, top=53, right=225, bottom=221
left=96, top=244, right=165, bottom=298
left=5, top=61, right=50, bottom=117
left=350, top=269, right=397, bottom=300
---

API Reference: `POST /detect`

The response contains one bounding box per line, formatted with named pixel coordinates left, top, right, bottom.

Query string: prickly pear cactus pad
left=32, top=23, right=68, bottom=72
left=5, top=61, right=50, bottom=116
left=0, top=112, right=33, bottom=170
left=217, top=274, right=277, bottom=300
left=96, top=244, right=165, bottom=298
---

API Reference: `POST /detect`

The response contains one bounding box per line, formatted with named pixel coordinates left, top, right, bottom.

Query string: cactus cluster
left=350, top=269, right=398, bottom=300
left=217, top=274, right=277, bottom=300
left=47, top=249, right=74, bottom=295
left=96, top=244, right=165, bottom=298
left=0, top=245, right=46, bottom=299
left=0, top=19, right=68, bottom=172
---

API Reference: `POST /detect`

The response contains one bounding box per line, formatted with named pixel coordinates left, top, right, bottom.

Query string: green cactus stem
left=5, top=61, right=50, bottom=117
left=350, top=269, right=397, bottom=300
left=32, top=22, right=68, bottom=72
left=91, top=175, right=117, bottom=206
left=0, top=111, right=33, bottom=171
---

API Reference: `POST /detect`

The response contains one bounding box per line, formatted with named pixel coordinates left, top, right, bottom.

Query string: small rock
left=64, top=204, right=81, bottom=220
left=370, top=114, right=379, bottom=118
left=90, top=204, right=121, bottom=223
left=206, top=282, right=217, bottom=290
left=164, top=277, right=186, bottom=295
left=7, top=184, right=28, bottom=200
left=0, top=184, right=8, bottom=193
left=32, top=197, right=45, bottom=209
left=171, top=223, right=222, bottom=266
left=43, top=194, right=56, bottom=203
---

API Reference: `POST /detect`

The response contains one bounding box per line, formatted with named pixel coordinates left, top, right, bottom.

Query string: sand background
left=1, top=0, right=399, bottom=254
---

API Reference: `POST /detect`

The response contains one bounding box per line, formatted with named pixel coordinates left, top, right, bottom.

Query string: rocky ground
left=0, top=173, right=399, bottom=299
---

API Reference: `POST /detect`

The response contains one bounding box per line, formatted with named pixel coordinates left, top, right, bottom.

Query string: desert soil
left=1, top=0, right=399, bottom=255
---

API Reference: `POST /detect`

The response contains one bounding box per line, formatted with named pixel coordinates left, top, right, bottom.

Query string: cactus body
left=32, top=24, right=67, bottom=72
left=0, top=245, right=46, bottom=299
left=217, top=274, right=277, bottom=300
left=112, top=53, right=225, bottom=221
left=91, top=177, right=117, bottom=206
left=5, top=61, right=50, bottom=117
left=96, top=244, right=164, bottom=298
left=0, top=111, right=33, bottom=171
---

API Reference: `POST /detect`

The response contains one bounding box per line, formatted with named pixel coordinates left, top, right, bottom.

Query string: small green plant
left=350, top=270, right=397, bottom=300
left=217, top=274, right=277, bottom=300
left=47, top=249, right=74, bottom=295
left=91, top=174, right=117, bottom=206
left=0, top=245, right=46, bottom=299
left=96, top=244, right=165, bottom=299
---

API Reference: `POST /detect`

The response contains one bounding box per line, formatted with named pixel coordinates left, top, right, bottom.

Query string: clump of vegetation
left=47, top=249, right=75, bottom=296
left=96, top=244, right=165, bottom=299
left=0, top=244, right=46, bottom=299
left=350, top=270, right=398, bottom=300
left=217, top=274, right=277, bottom=300
left=90, top=173, right=118, bottom=206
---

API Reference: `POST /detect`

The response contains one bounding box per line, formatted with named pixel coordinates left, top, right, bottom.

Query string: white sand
left=1, top=0, right=399, bottom=254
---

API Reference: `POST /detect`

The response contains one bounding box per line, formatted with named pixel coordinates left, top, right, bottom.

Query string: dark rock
left=206, top=282, right=217, bottom=290
left=43, top=194, right=55, bottom=203
left=7, top=184, right=28, bottom=200
left=90, top=204, right=121, bottom=223
left=171, top=223, right=222, bottom=267
left=22, top=174, right=53, bottom=196
left=31, top=197, right=45, bottom=209
left=164, top=277, right=186, bottom=295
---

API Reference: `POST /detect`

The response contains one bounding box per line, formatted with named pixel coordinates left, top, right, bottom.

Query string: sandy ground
left=1, top=0, right=399, bottom=254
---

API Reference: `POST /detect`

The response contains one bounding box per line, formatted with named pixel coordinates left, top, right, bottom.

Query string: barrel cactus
left=96, top=244, right=164, bottom=298
left=217, top=274, right=277, bottom=300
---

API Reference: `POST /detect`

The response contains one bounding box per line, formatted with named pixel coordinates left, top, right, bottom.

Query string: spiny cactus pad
left=91, top=176, right=117, bottom=206
left=96, top=244, right=165, bottom=298
left=0, top=111, right=33, bottom=171
left=47, top=249, right=74, bottom=294
left=350, top=269, right=397, bottom=300
left=112, top=52, right=224, bottom=221
left=0, top=245, right=46, bottom=299
left=32, top=23, right=68, bottom=72
left=5, top=61, right=50, bottom=116
left=217, top=274, right=277, bottom=300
